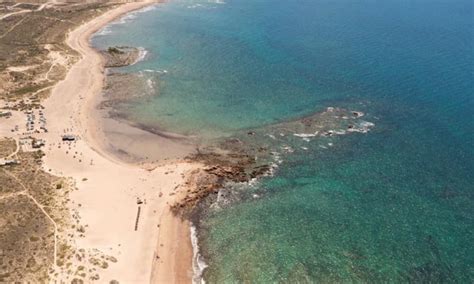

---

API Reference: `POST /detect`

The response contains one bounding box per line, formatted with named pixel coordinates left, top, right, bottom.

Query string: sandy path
left=38, top=1, right=195, bottom=283
left=0, top=3, right=49, bottom=20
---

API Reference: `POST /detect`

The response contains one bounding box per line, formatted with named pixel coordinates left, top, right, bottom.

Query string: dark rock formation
left=101, top=46, right=142, bottom=68
left=172, top=106, right=375, bottom=216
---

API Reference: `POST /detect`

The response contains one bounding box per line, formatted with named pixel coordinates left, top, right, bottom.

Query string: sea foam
left=131, top=47, right=148, bottom=65
left=191, top=224, right=208, bottom=284
left=94, top=4, right=158, bottom=37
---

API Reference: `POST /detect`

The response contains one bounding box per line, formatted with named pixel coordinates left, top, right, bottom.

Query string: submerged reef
left=173, top=106, right=375, bottom=216
left=170, top=106, right=375, bottom=283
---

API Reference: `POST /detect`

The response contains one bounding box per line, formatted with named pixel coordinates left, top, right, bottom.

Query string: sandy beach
left=35, top=1, right=195, bottom=282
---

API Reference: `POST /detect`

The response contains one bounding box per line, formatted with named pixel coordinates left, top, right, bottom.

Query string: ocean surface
left=92, top=0, right=473, bottom=282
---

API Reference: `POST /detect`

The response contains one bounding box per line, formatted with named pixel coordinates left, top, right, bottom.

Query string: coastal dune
left=40, top=1, right=195, bottom=282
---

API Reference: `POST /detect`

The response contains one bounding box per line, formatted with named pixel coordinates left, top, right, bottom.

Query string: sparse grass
left=0, top=2, right=120, bottom=104
left=0, top=195, right=54, bottom=282
left=0, top=139, right=74, bottom=282
left=0, top=138, right=16, bottom=157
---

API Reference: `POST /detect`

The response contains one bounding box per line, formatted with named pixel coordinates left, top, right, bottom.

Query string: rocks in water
left=170, top=168, right=220, bottom=214
left=205, top=165, right=247, bottom=182
left=323, top=130, right=334, bottom=137
left=172, top=148, right=271, bottom=215
left=172, top=106, right=374, bottom=216
left=352, top=111, right=364, bottom=117
left=101, top=46, right=143, bottom=68
left=250, top=165, right=271, bottom=179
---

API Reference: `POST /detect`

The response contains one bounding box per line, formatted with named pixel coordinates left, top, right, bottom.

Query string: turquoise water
left=93, top=0, right=473, bottom=282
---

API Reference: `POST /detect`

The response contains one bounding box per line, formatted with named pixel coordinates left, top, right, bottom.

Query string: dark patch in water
left=406, top=235, right=455, bottom=283
left=175, top=106, right=374, bottom=215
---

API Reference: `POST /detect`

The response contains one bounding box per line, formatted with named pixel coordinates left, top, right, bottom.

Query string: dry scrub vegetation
left=0, top=137, right=66, bottom=282
left=0, top=1, right=120, bottom=108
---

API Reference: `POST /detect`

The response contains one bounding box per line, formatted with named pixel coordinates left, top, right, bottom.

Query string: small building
left=62, top=135, right=76, bottom=142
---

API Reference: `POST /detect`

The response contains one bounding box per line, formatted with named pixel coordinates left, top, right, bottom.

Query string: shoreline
left=39, top=1, right=196, bottom=282
left=1, top=2, right=378, bottom=282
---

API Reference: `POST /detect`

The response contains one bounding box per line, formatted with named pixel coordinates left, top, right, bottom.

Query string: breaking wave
left=191, top=224, right=208, bottom=284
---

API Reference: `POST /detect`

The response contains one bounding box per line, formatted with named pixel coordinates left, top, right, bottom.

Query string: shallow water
left=93, top=0, right=473, bottom=282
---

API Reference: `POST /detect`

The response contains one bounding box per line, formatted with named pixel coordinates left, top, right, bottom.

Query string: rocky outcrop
left=172, top=106, right=375, bottom=216
left=171, top=150, right=272, bottom=215
left=101, top=46, right=142, bottom=68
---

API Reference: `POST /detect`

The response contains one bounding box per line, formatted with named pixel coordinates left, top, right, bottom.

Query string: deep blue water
left=93, top=0, right=473, bottom=282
